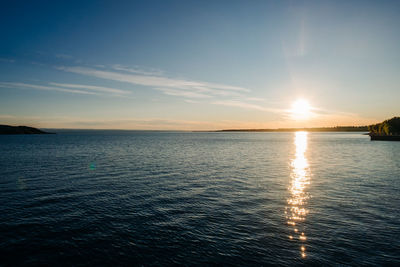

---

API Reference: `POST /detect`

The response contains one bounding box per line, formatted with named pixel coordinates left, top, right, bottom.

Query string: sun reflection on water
left=286, top=131, right=310, bottom=258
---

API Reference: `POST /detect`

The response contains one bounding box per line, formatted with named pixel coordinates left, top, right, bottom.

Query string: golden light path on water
left=286, top=131, right=311, bottom=258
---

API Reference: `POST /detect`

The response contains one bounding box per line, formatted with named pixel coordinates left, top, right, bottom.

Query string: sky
left=0, top=0, right=399, bottom=130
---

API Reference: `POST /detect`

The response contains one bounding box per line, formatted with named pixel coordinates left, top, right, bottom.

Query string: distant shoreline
left=214, top=126, right=368, bottom=132
left=0, top=125, right=372, bottom=133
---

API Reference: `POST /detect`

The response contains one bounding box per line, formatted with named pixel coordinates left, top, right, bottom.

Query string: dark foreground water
left=0, top=131, right=399, bottom=266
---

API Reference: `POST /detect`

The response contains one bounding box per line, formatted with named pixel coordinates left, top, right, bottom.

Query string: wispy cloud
left=245, top=97, right=267, bottom=102
left=0, top=82, right=97, bottom=95
left=112, top=64, right=164, bottom=76
left=54, top=65, right=287, bottom=114
left=49, top=82, right=129, bottom=95
left=0, top=59, right=281, bottom=115
left=155, top=88, right=212, bottom=99
left=2, top=56, right=276, bottom=114
left=0, top=82, right=129, bottom=97
left=212, top=100, right=282, bottom=112
left=57, top=66, right=250, bottom=99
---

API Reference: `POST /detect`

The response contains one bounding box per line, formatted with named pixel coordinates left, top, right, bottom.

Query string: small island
left=368, top=117, right=400, bottom=141
left=0, top=125, right=54, bottom=135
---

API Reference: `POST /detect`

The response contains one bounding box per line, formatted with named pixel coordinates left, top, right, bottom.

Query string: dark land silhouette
left=0, top=125, right=53, bottom=135
left=368, top=117, right=400, bottom=141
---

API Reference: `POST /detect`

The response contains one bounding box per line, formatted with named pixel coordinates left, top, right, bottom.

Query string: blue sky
left=1, top=0, right=399, bottom=129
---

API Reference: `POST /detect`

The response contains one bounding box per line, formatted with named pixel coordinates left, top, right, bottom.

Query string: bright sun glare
left=290, top=99, right=312, bottom=120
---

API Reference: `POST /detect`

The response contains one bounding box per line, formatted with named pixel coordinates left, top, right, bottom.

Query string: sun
left=290, top=99, right=312, bottom=120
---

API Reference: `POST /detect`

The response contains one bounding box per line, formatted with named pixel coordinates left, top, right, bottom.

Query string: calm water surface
left=0, top=131, right=399, bottom=265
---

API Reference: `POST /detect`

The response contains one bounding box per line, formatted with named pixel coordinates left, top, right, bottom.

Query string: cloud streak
left=57, top=66, right=250, bottom=99
left=1, top=63, right=269, bottom=114
left=111, top=64, right=165, bottom=76
left=212, top=100, right=282, bottom=113
left=49, top=82, right=129, bottom=95
left=0, top=61, right=282, bottom=116
left=0, top=82, right=129, bottom=97
left=155, top=88, right=212, bottom=99
left=55, top=65, right=287, bottom=114
left=0, top=82, right=97, bottom=95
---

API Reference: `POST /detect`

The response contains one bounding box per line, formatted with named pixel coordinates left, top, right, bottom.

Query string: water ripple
left=0, top=132, right=399, bottom=265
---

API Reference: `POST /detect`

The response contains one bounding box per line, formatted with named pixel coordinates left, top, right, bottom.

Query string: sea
left=0, top=131, right=399, bottom=266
